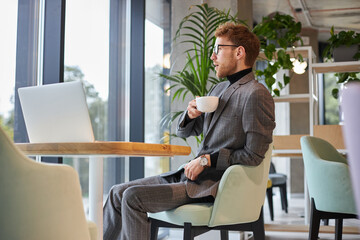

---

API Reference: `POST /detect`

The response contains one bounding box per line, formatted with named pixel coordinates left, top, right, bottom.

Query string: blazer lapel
left=204, top=85, right=239, bottom=137
left=204, top=72, right=255, bottom=137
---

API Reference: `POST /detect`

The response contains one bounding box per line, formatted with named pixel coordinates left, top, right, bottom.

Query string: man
left=103, top=22, right=275, bottom=240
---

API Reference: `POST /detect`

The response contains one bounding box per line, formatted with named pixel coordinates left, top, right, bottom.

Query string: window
left=323, top=73, right=340, bottom=124
left=0, top=1, right=18, bottom=139
left=144, top=0, right=171, bottom=177
left=64, top=0, right=110, bottom=214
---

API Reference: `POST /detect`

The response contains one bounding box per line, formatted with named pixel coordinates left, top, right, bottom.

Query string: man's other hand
left=184, top=154, right=210, bottom=180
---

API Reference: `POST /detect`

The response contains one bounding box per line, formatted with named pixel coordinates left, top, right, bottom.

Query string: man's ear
left=236, top=46, right=246, bottom=60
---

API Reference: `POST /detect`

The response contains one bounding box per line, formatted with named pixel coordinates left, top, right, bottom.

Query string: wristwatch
left=199, top=155, right=209, bottom=168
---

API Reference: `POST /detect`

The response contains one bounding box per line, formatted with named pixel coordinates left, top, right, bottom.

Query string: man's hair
left=215, top=22, right=260, bottom=67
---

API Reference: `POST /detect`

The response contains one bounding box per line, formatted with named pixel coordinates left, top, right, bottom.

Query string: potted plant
left=322, top=27, right=360, bottom=99
left=160, top=4, right=242, bottom=146
left=253, top=12, right=304, bottom=96
left=323, top=26, right=360, bottom=62
left=330, top=72, right=360, bottom=99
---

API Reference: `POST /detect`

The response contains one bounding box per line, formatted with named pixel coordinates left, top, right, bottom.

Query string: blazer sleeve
left=176, top=110, right=204, bottom=138
left=216, top=86, right=275, bottom=169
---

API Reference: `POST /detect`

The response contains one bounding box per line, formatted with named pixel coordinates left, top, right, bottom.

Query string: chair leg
left=184, top=222, right=194, bottom=240
left=220, top=230, right=229, bottom=240
left=309, top=199, right=321, bottom=240
left=266, top=187, right=274, bottom=221
left=335, top=219, right=343, bottom=240
left=252, top=208, right=265, bottom=240
left=150, top=220, right=159, bottom=240
left=322, top=219, right=329, bottom=225
left=279, top=183, right=288, bottom=213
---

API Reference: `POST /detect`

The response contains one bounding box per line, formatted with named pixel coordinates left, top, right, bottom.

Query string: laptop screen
left=18, top=81, right=95, bottom=143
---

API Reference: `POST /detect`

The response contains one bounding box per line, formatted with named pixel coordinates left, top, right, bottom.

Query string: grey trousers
left=103, top=174, right=211, bottom=240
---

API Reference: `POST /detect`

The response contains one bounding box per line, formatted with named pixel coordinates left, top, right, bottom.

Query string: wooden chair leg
left=335, top=219, right=343, bottom=240
left=309, top=199, right=321, bottom=240
left=220, top=230, right=229, bottom=240
left=266, top=187, right=274, bottom=221
left=184, top=222, right=194, bottom=240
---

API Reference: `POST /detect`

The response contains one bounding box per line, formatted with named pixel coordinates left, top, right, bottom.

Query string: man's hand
left=184, top=155, right=210, bottom=181
left=187, top=98, right=202, bottom=119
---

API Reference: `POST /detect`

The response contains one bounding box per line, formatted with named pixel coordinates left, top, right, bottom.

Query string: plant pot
left=333, top=44, right=359, bottom=62
left=266, top=29, right=287, bottom=48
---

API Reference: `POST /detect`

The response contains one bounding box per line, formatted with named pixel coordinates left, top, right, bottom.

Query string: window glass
left=144, top=0, right=171, bottom=177
left=0, top=1, right=18, bottom=138
left=323, top=72, right=360, bottom=125
left=64, top=0, right=110, bottom=215
left=323, top=73, right=340, bottom=125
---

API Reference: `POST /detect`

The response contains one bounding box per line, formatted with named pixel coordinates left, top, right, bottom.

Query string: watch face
left=200, top=157, right=208, bottom=166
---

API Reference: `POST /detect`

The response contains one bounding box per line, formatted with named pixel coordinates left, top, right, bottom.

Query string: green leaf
left=283, top=75, right=290, bottom=85
left=278, top=82, right=283, bottom=89
left=332, top=88, right=339, bottom=99
left=278, top=38, right=287, bottom=49
left=273, top=88, right=280, bottom=97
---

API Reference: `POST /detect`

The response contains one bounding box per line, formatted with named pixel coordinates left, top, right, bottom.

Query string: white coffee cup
left=196, top=96, right=219, bottom=113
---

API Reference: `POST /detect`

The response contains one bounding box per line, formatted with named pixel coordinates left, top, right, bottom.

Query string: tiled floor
left=162, top=191, right=360, bottom=240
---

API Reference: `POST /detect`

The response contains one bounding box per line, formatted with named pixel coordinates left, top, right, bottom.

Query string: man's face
left=210, top=37, right=239, bottom=78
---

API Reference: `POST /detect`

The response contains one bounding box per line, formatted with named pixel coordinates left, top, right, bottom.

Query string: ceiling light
left=292, top=59, right=307, bottom=74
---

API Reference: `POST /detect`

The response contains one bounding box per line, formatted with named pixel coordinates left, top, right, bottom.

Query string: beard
left=216, top=71, right=226, bottom=78
left=215, top=64, right=233, bottom=78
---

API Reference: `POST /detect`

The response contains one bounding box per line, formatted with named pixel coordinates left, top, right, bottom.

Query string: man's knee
left=108, top=183, right=128, bottom=205
left=122, top=186, right=143, bottom=208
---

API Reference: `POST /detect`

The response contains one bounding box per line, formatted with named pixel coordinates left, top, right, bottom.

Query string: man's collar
left=226, top=68, right=252, bottom=85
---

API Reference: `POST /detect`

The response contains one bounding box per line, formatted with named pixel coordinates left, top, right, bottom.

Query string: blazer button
left=204, top=145, right=208, bottom=150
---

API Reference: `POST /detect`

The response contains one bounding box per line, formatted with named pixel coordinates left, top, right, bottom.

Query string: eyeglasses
left=213, top=44, right=239, bottom=55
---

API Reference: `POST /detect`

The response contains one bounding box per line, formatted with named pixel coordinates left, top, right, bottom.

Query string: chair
left=148, top=143, right=273, bottom=240
left=300, top=136, right=357, bottom=240
left=0, top=126, right=97, bottom=240
left=266, top=161, right=288, bottom=221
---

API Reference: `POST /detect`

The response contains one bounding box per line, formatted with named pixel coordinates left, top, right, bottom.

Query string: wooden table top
left=15, top=141, right=192, bottom=157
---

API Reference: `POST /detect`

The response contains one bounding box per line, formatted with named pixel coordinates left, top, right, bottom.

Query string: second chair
left=301, top=136, right=357, bottom=240
left=266, top=161, right=288, bottom=221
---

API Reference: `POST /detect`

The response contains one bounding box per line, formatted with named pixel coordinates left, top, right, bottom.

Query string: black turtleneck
left=227, top=68, right=252, bottom=86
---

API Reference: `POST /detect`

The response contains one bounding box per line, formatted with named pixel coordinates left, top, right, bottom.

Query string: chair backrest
left=269, top=161, right=276, bottom=173
left=0, top=126, right=91, bottom=240
left=18, top=80, right=95, bottom=143
left=300, top=136, right=356, bottom=214
left=208, top=143, right=273, bottom=226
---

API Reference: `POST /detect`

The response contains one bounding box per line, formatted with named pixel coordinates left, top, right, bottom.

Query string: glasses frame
left=213, top=44, right=239, bottom=55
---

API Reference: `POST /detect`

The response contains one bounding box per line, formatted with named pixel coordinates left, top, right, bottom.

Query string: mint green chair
left=300, top=136, right=357, bottom=240
left=0, top=126, right=97, bottom=240
left=149, top=143, right=273, bottom=240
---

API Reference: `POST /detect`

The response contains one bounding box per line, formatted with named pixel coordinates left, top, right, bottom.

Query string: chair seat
left=148, top=203, right=213, bottom=226
left=269, top=173, right=286, bottom=185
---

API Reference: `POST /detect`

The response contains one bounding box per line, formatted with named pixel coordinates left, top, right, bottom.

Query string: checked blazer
left=161, top=72, right=275, bottom=199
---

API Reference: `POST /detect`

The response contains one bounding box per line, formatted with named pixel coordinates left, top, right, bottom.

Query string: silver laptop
left=18, top=81, right=95, bottom=143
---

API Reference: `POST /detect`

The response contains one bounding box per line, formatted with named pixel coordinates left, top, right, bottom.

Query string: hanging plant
left=323, top=26, right=360, bottom=62
left=253, top=12, right=304, bottom=96
left=323, top=26, right=360, bottom=99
